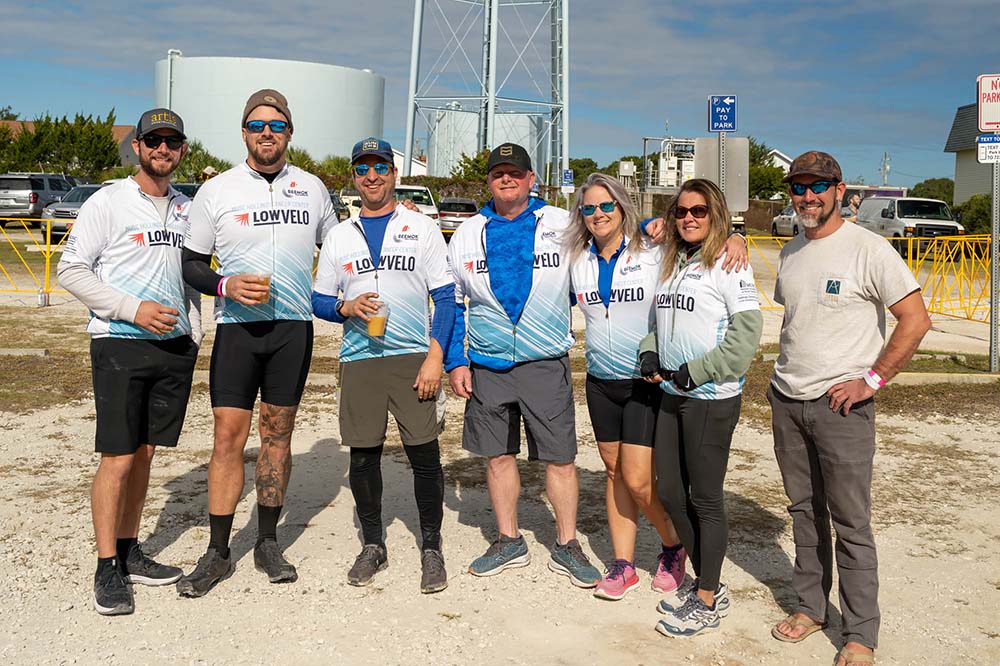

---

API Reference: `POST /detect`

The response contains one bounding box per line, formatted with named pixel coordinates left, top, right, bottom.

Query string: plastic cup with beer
left=254, top=270, right=272, bottom=304
left=367, top=300, right=389, bottom=336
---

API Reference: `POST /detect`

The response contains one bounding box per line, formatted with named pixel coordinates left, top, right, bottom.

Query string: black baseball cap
left=135, top=108, right=185, bottom=139
left=487, top=143, right=532, bottom=173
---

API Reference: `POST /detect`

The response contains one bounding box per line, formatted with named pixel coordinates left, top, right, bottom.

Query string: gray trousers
left=767, top=384, right=880, bottom=649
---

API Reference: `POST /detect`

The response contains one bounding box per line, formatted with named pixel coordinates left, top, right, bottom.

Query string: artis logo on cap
left=500, top=145, right=513, bottom=157
left=263, top=96, right=277, bottom=104
left=363, top=139, right=379, bottom=151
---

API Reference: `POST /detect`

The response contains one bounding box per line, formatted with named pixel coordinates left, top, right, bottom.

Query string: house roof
left=0, top=120, right=134, bottom=145
left=944, top=104, right=978, bottom=153
left=768, top=148, right=792, bottom=164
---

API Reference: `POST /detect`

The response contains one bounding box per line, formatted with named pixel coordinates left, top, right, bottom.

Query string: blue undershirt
left=593, top=237, right=626, bottom=308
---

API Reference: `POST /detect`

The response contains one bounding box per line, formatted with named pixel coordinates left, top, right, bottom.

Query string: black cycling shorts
left=91, top=336, right=198, bottom=454
left=209, top=320, right=313, bottom=409
left=584, top=374, right=661, bottom=446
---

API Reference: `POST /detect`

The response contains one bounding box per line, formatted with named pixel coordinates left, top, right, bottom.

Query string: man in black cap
left=443, top=142, right=603, bottom=587
left=57, top=108, right=202, bottom=615
left=767, top=151, right=930, bottom=666
left=178, top=88, right=337, bottom=597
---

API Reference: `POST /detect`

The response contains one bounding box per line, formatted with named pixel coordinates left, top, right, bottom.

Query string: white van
left=855, top=196, right=963, bottom=256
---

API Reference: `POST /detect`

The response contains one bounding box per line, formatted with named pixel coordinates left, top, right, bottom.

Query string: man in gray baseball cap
left=135, top=108, right=186, bottom=140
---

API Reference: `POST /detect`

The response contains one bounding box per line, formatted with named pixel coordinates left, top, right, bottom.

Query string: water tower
left=402, top=0, right=569, bottom=185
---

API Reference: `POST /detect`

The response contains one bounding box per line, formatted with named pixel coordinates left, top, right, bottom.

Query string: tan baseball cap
left=242, top=89, right=293, bottom=132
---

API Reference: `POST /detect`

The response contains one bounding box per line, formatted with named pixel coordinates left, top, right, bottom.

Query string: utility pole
left=879, top=152, right=891, bottom=186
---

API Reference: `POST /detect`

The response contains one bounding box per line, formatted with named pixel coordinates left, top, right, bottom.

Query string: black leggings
left=654, top=393, right=741, bottom=592
left=349, top=440, right=444, bottom=551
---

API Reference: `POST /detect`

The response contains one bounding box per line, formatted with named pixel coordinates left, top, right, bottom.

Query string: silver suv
left=0, top=173, right=75, bottom=225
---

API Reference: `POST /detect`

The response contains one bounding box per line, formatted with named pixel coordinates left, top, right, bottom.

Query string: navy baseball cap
left=351, top=137, right=394, bottom=164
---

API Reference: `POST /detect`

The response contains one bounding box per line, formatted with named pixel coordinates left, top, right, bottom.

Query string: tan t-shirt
left=771, top=221, right=920, bottom=400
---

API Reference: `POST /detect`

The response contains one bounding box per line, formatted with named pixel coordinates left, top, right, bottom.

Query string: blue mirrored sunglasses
left=790, top=180, right=837, bottom=196
left=580, top=201, right=616, bottom=216
left=353, top=163, right=392, bottom=177
left=245, top=120, right=289, bottom=133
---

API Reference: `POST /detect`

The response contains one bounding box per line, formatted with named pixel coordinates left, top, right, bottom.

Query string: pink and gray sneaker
left=652, top=544, right=686, bottom=593
left=593, top=559, right=640, bottom=600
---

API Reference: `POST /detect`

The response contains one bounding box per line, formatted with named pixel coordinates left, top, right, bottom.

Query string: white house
left=768, top=149, right=792, bottom=173
left=945, top=103, right=991, bottom=205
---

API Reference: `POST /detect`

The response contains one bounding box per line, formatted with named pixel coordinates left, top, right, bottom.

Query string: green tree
left=746, top=136, right=786, bottom=199
left=451, top=149, right=490, bottom=181
left=748, top=136, right=772, bottom=167
left=286, top=145, right=318, bottom=174
left=0, top=105, right=17, bottom=121
left=954, top=194, right=992, bottom=235
left=568, top=157, right=598, bottom=185
left=910, top=177, right=954, bottom=206
left=319, top=155, right=352, bottom=177
left=4, top=111, right=119, bottom=175
left=0, top=123, right=13, bottom=171
left=172, top=140, right=233, bottom=182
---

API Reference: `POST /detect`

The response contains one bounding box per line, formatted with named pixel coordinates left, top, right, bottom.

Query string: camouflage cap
left=783, top=150, right=842, bottom=183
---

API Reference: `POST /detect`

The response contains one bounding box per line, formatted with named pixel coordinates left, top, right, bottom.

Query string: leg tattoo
left=256, top=404, right=298, bottom=507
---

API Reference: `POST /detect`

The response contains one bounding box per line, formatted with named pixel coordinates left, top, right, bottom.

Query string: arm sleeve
left=312, top=236, right=345, bottom=323
left=686, top=310, right=763, bottom=385
left=182, top=248, right=224, bottom=296
left=56, top=262, right=142, bottom=323
left=640, top=218, right=653, bottom=235
left=312, top=292, right=346, bottom=323
left=430, top=283, right=456, bottom=351
left=443, top=299, right=468, bottom=371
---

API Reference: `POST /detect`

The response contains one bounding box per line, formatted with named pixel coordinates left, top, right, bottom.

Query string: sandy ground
left=1, top=301, right=999, bottom=665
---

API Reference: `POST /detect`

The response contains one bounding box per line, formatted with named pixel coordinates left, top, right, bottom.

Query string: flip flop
left=771, top=614, right=828, bottom=643
left=835, top=646, right=875, bottom=665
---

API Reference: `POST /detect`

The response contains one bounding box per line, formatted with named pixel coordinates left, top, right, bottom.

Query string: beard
left=247, top=137, right=287, bottom=168
left=138, top=150, right=178, bottom=179
left=796, top=202, right=835, bottom=229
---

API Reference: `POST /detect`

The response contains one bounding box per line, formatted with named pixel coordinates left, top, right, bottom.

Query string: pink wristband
left=864, top=369, right=885, bottom=390
left=217, top=277, right=228, bottom=297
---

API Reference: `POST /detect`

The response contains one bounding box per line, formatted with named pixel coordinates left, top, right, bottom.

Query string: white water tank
left=155, top=55, right=385, bottom=166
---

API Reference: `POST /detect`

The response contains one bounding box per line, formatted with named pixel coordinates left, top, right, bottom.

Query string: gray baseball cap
left=135, top=108, right=186, bottom=139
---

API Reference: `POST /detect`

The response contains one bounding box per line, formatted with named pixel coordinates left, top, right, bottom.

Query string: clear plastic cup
left=367, top=300, right=389, bottom=336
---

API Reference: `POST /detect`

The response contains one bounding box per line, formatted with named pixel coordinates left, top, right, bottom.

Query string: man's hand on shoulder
left=134, top=301, right=179, bottom=336
left=401, top=199, right=420, bottom=213
left=826, top=378, right=875, bottom=416
left=448, top=366, right=473, bottom=398
left=644, top=217, right=666, bottom=244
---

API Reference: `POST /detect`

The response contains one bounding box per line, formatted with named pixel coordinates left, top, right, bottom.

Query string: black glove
left=672, top=363, right=698, bottom=392
left=639, top=351, right=661, bottom=379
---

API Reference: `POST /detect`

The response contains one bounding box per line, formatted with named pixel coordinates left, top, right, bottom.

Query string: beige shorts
left=339, top=352, right=444, bottom=448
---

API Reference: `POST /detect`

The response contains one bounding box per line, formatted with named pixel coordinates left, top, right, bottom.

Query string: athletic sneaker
left=254, top=539, right=298, bottom=583
left=651, top=544, right=686, bottom=593
left=420, top=549, right=448, bottom=594
left=657, top=579, right=731, bottom=618
left=347, top=544, right=388, bottom=586
left=655, top=594, right=721, bottom=637
left=593, top=559, right=640, bottom=600
left=176, top=547, right=233, bottom=598
left=120, top=542, right=182, bottom=586
left=93, top=560, right=134, bottom=616
left=548, top=539, right=601, bottom=588
left=468, top=535, right=530, bottom=577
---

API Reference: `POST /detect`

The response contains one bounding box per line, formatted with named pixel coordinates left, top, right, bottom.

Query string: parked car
left=327, top=190, right=350, bottom=221
left=394, top=185, right=439, bottom=221
left=340, top=188, right=362, bottom=218
left=40, top=184, right=105, bottom=238
left=770, top=205, right=799, bottom=237
left=0, top=173, right=75, bottom=225
left=172, top=182, right=200, bottom=198
left=437, top=197, right=479, bottom=236
left=856, top=196, right=964, bottom=257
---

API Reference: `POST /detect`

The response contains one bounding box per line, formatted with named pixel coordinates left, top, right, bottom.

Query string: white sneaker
left=657, top=579, right=730, bottom=618
left=656, top=594, right=721, bottom=637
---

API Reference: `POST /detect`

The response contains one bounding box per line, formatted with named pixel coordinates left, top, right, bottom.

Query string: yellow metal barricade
left=0, top=217, right=71, bottom=294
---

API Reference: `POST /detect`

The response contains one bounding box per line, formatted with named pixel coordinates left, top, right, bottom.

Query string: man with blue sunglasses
left=178, top=88, right=338, bottom=598
left=768, top=151, right=930, bottom=666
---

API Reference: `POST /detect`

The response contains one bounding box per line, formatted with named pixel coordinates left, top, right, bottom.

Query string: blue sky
left=2, top=0, right=998, bottom=187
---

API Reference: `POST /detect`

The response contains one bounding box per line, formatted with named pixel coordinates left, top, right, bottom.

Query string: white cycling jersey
left=59, top=177, right=192, bottom=340
left=314, top=205, right=452, bottom=362
left=185, top=162, right=337, bottom=323
left=570, top=238, right=661, bottom=380
left=449, top=204, right=574, bottom=365
left=655, top=252, right=760, bottom=400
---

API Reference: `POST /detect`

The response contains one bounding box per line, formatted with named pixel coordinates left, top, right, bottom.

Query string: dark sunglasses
left=580, top=201, right=616, bottom=216
left=140, top=134, right=185, bottom=150
left=672, top=205, right=709, bottom=219
left=245, top=120, right=289, bottom=134
left=790, top=180, right=838, bottom=196
left=353, top=163, right=392, bottom=177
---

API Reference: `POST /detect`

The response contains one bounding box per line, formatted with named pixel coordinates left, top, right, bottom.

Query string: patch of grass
left=0, top=350, right=91, bottom=412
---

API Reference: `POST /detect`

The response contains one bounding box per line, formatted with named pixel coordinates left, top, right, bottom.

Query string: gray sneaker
left=420, top=549, right=448, bottom=594
left=93, top=561, right=134, bottom=616
left=254, top=539, right=298, bottom=583
left=347, top=544, right=387, bottom=586
left=548, top=539, right=601, bottom=588
left=121, top=542, right=182, bottom=586
left=656, top=593, right=721, bottom=637
left=176, top=547, right=233, bottom=598
left=468, top=535, right=530, bottom=577
left=657, top=579, right=731, bottom=618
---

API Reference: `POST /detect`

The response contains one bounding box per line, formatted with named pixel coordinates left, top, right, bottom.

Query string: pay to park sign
left=978, top=74, right=1000, bottom=132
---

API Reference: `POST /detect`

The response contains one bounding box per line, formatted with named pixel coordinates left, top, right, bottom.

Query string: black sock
left=116, top=537, right=138, bottom=562
left=257, top=505, right=282, bottom=545
left=209, top=513, right=235, bottom=559
left=96, top=555, right=116, bottom=573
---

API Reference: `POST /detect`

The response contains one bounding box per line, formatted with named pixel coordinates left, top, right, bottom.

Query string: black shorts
left=210, top=320, right=313, bottom=409
left=91, top=336, right=198, bottom=455
left=584, top=374, right=661, bottom=446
